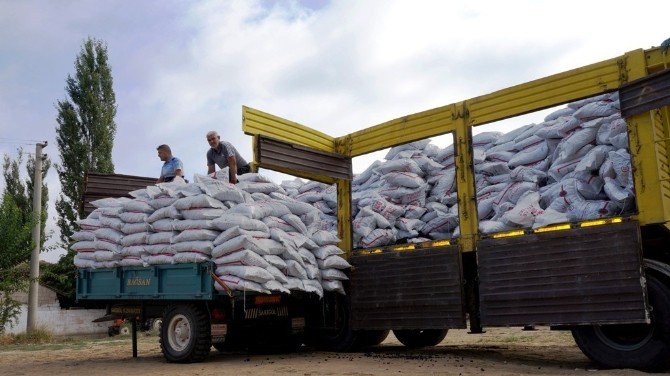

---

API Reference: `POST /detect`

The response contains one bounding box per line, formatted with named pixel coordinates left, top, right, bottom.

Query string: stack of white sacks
left=72, top=92, right=635, bottom=285
left=71, top=173, right=350, bottom=296
left=282, top=92, right=632, bottom=247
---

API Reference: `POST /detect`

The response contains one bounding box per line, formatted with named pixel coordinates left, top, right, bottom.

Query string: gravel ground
left=0, top=327, right=652, bottom=376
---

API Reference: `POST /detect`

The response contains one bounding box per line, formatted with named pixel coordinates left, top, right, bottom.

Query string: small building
left=4, top=281, right=108, bottom=336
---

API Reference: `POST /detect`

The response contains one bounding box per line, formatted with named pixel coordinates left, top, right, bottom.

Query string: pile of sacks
left=339, top=92, right=634, bottom=246
left=71, top=91, right=635, bottom=268
left=71, top=173, right=350, bottom=296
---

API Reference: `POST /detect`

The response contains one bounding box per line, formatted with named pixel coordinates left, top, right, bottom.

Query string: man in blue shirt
left=157, top=144, right=184, bottom=183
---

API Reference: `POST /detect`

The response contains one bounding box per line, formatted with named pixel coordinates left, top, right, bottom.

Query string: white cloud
left=1, top=0, right=669, bottom=261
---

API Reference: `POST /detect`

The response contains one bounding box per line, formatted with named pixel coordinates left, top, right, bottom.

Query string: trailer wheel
left=355, top=330, right=390, bottom=349
left=160, top=304, right=211, bottom=363
left=572, top=276, right=670, bottom=372
left=393, top=329, right=448, bottom=348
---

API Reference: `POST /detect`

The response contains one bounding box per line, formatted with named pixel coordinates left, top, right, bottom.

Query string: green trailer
left=76, top=262, right=331, bottom=362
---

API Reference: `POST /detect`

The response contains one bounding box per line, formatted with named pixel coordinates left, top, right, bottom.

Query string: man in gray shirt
left=206, top=131, right=250, bottom=183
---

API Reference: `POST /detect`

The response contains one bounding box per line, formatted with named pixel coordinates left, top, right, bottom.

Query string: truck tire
left=310, top=293, right=359, bottom=352
left=571, top=276, right=670, bottom=372
left=355, top=330, right=390, bottom=349
left=393, top=329, right=448, bottom=348
left=160, top=304, right=212, bottom=363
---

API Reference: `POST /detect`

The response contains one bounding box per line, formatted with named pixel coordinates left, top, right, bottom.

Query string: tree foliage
left=2, top=148, right=52, bottom=248
left=55, top=37, right=117, bottom=244
left=47, top=37, right=117, bottom=305
left=0, top=193, right=34, bottom=333
left=0, top=150, right=51, bottom=331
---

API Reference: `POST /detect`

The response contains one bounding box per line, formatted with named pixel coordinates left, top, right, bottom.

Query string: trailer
left=75, top=261, right=334, bottom=362
left=243, top=43, right=670, bottom=371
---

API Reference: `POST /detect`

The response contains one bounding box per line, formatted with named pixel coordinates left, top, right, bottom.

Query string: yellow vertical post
left=250, top=135, right=259, bottom=173
left=336, top=178, right=353, bottom=256
left=625, top=50, right=670, bottom=224
left=452, top=101, right=478, bottom=252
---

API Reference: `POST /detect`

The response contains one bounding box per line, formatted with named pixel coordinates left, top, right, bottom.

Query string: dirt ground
left=0, top=327, right=655, bottom=376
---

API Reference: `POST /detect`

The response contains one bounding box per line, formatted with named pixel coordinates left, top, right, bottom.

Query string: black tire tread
left=571, top=276, right=670, bottom=372
left=354, top=330, right=390, bottom=349
left=393, top=329, right=448, bottom=348
left=160, top=304, right=211, bottom=363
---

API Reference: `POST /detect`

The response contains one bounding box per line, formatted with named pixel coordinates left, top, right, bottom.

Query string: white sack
left=173, top=252, right=210, bottom=263
left=322, top=280, right=346, bottom=295
left=358, top=228, right=396, bottom=248
left=212, top=214, right=269, bottom=232
left=501, top=191, right=544, bottom=227
left=317, top=255, right=352, bottom=270
left=173, top=219, right=216, bottom=231
left=121, top=222, right=151, bottom=235
left=120, top=232, right=148, bottom=247
left=213, top=226, right=268, bottom=246
left=169, top=241, right=214, bottom=255
left=150, top=219, right=175, bottom=232
left=121, top=200, right=154, bottom=213
left=264, top=254, right=288, bottom=269
left=119, top=212, right=149, bottom=223
left=321, top=268, right=349, bottom=281
left=215, top=275, right=269, bottom=294
left=173, top=194, right=225, bottom=210
left=216, top=265, right=274, bottom=284
left=181, top=208, right=226, bottom=220
left=173, top=229, right=220, bottom=243
left=121, top=246, right=146, bottom=257
left=313, top=245, right=345, bottom=260
left=147, top=231, right=176, bottom=245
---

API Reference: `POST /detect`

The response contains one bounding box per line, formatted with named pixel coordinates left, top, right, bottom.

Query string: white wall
left=4, top=303, right=108, bottom=336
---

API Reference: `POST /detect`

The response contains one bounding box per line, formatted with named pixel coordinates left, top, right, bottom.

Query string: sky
left=0, top=0, right=668, bottom=262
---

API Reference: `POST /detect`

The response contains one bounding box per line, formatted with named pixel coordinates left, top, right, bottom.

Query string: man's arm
left=206, top=151, right=216, bottom=174
left=174, top=159, right=184, bottom=178
left=157, top=176, right=165, bottom=183
left=228, top=156, right=238, bottom=184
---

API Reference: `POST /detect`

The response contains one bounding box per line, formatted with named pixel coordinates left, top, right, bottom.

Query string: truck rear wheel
left=393, top=329, right=448, bottom=348
left=160, top=304, right=211, bottom=363
left=355, top=330, right=390, bottom=349
left=571, top=276, right=670, bottom=372
left=308, top=293, right=358, bottom=352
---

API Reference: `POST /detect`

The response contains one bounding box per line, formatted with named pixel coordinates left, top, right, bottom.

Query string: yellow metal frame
left=245, top=45, right=670, bottom=254
left=243, top=106, right=335, bottom=152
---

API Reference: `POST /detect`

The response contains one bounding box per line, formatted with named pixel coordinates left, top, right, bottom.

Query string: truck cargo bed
left=76, top=262, right=216, bottom=301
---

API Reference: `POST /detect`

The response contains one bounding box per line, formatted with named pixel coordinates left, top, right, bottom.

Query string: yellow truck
left=243, top=43, right=670, bottom=371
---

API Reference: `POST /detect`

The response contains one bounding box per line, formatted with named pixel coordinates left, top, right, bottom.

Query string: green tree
left=55, top=37, right=117, bottom=244
left=46, top=37, right=117, bottom=305
left=0, top=193, right=34, bottom=333
left=0, top=149, right=51, bottom=331
left=2, top=148, right=52, bottom=248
